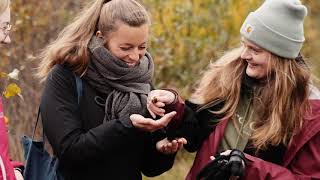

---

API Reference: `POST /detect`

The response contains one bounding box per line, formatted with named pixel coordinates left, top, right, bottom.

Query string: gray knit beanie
left=240, top=0, right=307, bottom=59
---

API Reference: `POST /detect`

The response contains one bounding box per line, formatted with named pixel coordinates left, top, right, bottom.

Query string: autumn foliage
left=0, top=0, right=319, bottom=179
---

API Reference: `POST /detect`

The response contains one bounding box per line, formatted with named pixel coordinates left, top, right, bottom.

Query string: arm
left=244, top=132, right=320, bottom=180
left=146, top=89, right=215, bottom=152
left=141, top=132, right=176, bottom=177
left=178, top=101, right=214, bottom=152
left=40, top=65, right=140, bottom=168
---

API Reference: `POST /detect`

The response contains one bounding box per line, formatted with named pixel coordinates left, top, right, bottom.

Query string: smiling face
left=240, top=37, right=271, bottom=80
left=97, top=21, right=149, bottom=68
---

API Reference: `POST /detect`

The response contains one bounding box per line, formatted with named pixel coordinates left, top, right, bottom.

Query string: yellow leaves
left=0, top=72, right=7, bottom=78
left=3, top=83, right=22, bottom=99
left=0, top=69, right=20, bottom=80
left=1, top=69, right=22, bottom=99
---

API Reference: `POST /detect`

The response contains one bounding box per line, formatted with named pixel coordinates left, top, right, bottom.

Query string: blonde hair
left=0, top=0, right=10, bottom=15
left=37, top=0, right=150, bottom=81
left=191, top=47, right=311, bottom=150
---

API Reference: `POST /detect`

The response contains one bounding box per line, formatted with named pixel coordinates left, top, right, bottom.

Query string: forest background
left=0, top=0, right=319, bottom=179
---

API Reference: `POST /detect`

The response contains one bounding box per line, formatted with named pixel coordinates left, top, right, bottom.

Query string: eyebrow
left=241, top=39, right=262, bottom=51
left=120, top=42, right=147, bottom=46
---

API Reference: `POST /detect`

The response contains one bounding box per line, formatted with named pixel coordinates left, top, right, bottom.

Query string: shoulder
left=46, top=64, right=75, bottom=85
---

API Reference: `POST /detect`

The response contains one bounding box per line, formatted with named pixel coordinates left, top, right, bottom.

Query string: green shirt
left=218, top=92, right=256, bottom=152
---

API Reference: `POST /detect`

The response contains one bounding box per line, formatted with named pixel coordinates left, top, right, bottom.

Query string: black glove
left=196, top=149, right=246, bottom=180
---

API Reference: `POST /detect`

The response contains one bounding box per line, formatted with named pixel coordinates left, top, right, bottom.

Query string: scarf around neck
left=84, top=36, right=154, bottom=127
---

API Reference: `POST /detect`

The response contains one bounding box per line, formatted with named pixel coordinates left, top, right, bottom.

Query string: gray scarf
left=84, top=36, right=154, bottom=127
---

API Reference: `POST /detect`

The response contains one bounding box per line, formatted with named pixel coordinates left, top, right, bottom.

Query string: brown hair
left=37, top=0, right=150, bottom=81
left=191, top=47, right=311, bottom=150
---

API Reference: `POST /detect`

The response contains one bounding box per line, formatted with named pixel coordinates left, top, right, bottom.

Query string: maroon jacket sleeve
left=162, top=89, right=185, bottom=129
left=244, top=132, right=320, bottom=180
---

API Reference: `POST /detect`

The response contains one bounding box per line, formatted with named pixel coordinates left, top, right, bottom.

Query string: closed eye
left=138, top=46, right=146, bottom=50
left=120, top=47, right=132, bottom=51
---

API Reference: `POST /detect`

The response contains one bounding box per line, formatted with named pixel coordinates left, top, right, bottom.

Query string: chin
left=246, top=70, right=259, bottom=79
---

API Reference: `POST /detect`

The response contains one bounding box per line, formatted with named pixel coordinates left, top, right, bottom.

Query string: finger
left=210, top=156, right=215, bottom=160
left=155, top=95, right=174, bottom=104
left=155, top=101, right=165, bottom=107
left=178, top=138, right=187, bottom=145
left=177, top=138, right=187, bottom=150
left=155, top=111, right=177, bottom=128
left=149, top=103, right=166, bottom=116
left=171, top=140, right=179, bottom=152
left=220, top=150, right=232, bottom=156
left=147, top=105, right=157, bottom=119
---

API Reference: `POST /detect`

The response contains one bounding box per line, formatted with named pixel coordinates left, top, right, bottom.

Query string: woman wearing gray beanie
left=140, top=0, right=320, bottom=179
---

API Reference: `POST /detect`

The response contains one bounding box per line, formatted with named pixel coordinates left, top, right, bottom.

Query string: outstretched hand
left=130, top=111, right=177, bottom=132
left=156, top=137, right=187, bottom=154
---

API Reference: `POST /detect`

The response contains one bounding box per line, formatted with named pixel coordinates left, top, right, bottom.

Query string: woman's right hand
left=130, top=111, right=176, bottom=132
left=147, top=90, right=176, bottom=118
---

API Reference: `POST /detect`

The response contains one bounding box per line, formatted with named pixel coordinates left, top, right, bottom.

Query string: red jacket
left=186, top=97, right=320, bottom=180
left=0, top=98, right=23, bottom=180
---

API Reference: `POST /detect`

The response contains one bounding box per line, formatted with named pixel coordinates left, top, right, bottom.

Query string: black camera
left=196, top=149, right=246, bottom=180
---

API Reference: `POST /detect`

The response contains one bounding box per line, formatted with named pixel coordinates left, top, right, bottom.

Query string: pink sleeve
left=0, top=98, right=16, bottom=180
left=10, top=161, right=23, bottom=169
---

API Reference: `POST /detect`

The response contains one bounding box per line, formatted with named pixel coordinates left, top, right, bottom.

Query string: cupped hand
left=156, top=137, right=187, bottom=154
left=130, top=111, right=176, bottom=132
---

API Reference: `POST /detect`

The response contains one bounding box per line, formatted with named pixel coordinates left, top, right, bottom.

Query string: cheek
left=108, top=46, right=127, bottom=59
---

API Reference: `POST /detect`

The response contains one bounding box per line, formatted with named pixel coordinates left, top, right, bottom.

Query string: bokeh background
left=0, top=0, right=319, bottom=179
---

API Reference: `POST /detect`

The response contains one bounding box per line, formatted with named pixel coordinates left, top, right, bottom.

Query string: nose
left=4, top=35, right=11, bottom=44
left=129, top=48, right=141, bottom=62
left=1, top=35, right=11, bottom=44
left=240, top=47, right=251, bottom=60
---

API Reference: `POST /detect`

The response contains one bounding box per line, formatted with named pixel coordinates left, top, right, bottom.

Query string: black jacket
left=40, top=65, right=174, bottom=180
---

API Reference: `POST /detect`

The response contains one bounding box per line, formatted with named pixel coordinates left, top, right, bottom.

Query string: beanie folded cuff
left=240, top=13, right=304, bottom=59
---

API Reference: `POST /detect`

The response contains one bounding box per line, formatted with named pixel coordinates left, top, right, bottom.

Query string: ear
left=96, top=30, right=104, bottom=39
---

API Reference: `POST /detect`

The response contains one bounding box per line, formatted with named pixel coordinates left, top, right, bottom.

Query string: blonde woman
left=144, top=0, right=320, bottom=179
left=37, top=0, right=185, bottom=179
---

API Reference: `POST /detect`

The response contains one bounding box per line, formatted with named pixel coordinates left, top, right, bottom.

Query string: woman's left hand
left=156, top=137, right=187, bottom=154
left=130, top=111, right=176, bottom=132
left=210, top=150, right=232, bottom=160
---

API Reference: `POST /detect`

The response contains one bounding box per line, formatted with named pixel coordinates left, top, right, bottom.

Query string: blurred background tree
left=0, top=0, right=319, bottom=179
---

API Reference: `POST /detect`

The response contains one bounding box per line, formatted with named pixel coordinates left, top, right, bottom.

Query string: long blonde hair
left=0, top=0, right=10, bottom=15
left=191, top=47, right=311, bottom=150
left=37, top=0, right=150, bottom=81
